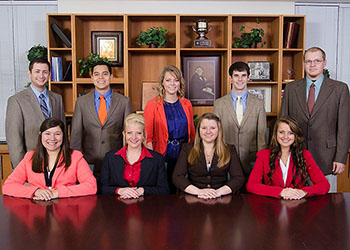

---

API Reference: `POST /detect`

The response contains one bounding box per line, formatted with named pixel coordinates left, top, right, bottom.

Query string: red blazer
left=2, top=150, right=97, bottom=199
left=144, top=96, right=195, bottom=155
left=246, top=149, right=330, bottom=198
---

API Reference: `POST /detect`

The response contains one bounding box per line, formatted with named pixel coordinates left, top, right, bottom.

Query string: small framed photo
left=247, top=86, right=271, bottom=112
left=182, top=56, right=220, bottom=106
left=91, top=31, right=123, bottom=67
left=248, top=61, right=270, bottom=81
left=142, top=81, right=159, bottom=110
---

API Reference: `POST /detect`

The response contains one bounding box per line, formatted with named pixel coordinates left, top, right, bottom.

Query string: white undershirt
left=279, top=153, right=291, bottom=186
left=206, top=163, right=211, bottom=172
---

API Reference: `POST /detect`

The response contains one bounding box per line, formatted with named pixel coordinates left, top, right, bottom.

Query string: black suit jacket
left=100, top=147, right=169, bottom=195
left=172, top=142, right=244, bottom=192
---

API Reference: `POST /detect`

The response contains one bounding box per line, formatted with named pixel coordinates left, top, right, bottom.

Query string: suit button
left=207, top=184, right=211, bottom=188
left=207, top=176, right=211, bottom=179
left=101, top=141, right=105, bottom=144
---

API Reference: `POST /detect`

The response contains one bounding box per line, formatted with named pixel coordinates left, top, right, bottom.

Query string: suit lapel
left=104, top=91, right=121, bottom=126
left=86, top=91, right=101, bottom=125
left=26, top=88, right=45, bottom=120
left=157, top=99, right=168, bottom=132
left=294, top=80, right=309, bottom=119
left=222, top=94, right=240, bottom=128
left=285, top=156, right=295, bottom=187
left=240, top=93, right=254, bottom=127
left=137, top=158, right=153, bottom=186
left=273, top=157, right=285, bottom=187
left=311, top=78, right=334, bottom=117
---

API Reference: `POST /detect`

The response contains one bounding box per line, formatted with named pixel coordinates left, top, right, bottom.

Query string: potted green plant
left=78, top=53, right=110, bottom=77
left=233, top=19, right=267, bottom=48
left=25, top=44, right=48, bottom=87
left=136, top=26, right=168, bottom=48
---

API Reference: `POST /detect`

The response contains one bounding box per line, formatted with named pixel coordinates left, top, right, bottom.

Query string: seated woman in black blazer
left=100, top=113, right=169, bottom=198
left=173, top=113, right=244, bottom=199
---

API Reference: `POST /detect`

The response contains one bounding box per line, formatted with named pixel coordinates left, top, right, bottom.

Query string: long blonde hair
left=123, top=113, right=146, bottom=147
left=158, top=65, right=186, bottom=100
left=188, top=113, right=230, bottom=167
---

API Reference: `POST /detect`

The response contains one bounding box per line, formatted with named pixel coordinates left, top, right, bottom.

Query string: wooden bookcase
left=46, top=13, right=305, bottom=125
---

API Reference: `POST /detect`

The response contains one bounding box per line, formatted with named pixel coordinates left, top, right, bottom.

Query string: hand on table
left=118, top=187, right=144, bottom=199
left=197, top=188, right=219, bottom=199
left=33, top=188, right=58, bottom=201
left=280, top=188, right=307, bottom=200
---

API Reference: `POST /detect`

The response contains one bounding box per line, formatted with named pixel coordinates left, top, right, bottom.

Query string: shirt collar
left=94, top=88, right=112, bottom=101
left=231, top=89, right=248, bottom=101
left=115, top=145, right=153, bottom=163
left=306, top=74, right=324, bottom=89
left=30, top=84, right=48, bottom=98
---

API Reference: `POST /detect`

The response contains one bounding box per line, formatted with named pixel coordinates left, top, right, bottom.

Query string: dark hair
left=304, top=47, right=326, bottom=60
left=268, top=116, right=308, bottom=187
left=31, top=118, right=71, bottom=173
left=188, top=113, right=230, bottom=167
left=92, top=61, right=112, bottom=74
left=229, top=61, right=250, bottom=77
left=29, top=58, right=51, bottom=72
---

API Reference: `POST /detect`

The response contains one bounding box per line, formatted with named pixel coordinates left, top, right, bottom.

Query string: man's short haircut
left=92, top=61, right=112, bottom=74
left=304, top=47, right=326, bottom=60
left=229, top=61, right=250, bottom=77
left=29, top=58, right=51, bottom=72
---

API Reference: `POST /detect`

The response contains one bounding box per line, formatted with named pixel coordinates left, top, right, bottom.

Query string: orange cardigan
left=144, top=96, right=195, bottom=155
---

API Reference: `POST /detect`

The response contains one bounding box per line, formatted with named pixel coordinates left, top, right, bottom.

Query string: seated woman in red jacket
left=3, top=118, right=97, bottom=200
left=173, top=113, right=244, bottom=199
left=246, top=116, right=330, bottom=199
left=100, top=113, right=169, bottom=198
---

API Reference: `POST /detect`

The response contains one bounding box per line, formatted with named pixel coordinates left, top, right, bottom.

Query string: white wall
left=58, top=0, right=295, bottom=14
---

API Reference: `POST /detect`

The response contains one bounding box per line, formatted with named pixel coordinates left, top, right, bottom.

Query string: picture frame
left=91, top=31, right=123, bottom=67
left=182, top=56, right=220, bottom=106
left=247, top=86, right=271, bottom=112
left=248, top=61, right=270, bottom=81
left=142, top=81, right=159, bottom=110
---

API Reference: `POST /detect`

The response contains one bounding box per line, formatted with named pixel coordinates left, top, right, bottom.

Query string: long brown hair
left=188, top=113, right=230, bottom=167
left=268, top=116, right=308, bottom=186
left=158, top=65, right=186, bottom=100
left=31, top=118, right=71, bottom=173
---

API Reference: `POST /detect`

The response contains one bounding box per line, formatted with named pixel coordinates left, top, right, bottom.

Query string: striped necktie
left=39, top=94, right=50, bottom=119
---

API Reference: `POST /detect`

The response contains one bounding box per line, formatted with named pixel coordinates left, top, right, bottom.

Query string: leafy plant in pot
left=233, top=19, right=267, bottom=48
left=78, top=53, right=111, bottom=77
left=136, top=26, right=168, bottom=48
left=25, top=44, right=48, bottom=87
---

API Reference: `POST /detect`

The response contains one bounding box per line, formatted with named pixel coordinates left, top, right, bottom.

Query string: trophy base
left=194, top=39, right=212, bottom=47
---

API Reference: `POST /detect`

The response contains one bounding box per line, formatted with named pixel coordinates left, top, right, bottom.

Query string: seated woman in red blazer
left=246, top=116, right=330, bottom=199
left=100, top=113, right=169, bottom=198
left=3, top=118, right=97, bottom=200
left=173, top=113, right=244, bottom=199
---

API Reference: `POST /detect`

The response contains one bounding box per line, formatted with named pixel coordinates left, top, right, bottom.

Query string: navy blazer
left=100, top=147, right=169, bottom=195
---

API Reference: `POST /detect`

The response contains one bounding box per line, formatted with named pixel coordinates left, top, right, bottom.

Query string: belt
left=167, top=139, right=180, bottom=146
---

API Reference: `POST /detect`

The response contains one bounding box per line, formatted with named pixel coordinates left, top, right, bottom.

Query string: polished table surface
left=0, top=193, right=349, bottom=250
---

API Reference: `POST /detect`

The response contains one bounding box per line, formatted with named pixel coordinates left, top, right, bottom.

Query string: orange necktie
left=99, top=95, right=107, bottom=125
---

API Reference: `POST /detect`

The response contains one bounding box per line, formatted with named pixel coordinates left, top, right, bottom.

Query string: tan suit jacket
left=280, top=77, right=350, bottom=175
left=5, top=87, right=65, bottom=168
left=213, top=92, right=266, bottom=176
left=70, top=91, right=132, bottom=176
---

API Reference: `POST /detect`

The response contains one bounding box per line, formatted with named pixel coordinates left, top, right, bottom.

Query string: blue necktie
left=39, top=94, right=50, bottom=119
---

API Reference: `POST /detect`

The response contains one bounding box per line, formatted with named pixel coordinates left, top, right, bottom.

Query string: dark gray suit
left=5, top=87, right=65, bottom=168
left=280, top=77, right=350, bottom=175
left=70, top=91, right=132, bottom=177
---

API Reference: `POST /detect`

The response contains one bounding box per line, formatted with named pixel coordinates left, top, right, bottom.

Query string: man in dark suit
left=70, top=61, right=132, bottom=178
left=280, top=47, right=350, bottom=192
left=5, top=58, right=65, bottom=168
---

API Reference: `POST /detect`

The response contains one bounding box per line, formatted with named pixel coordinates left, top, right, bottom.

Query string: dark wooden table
left=0, top=193, right=349, bottom=250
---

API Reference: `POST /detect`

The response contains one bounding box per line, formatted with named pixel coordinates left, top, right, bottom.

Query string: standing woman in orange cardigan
left=144, top=65, right=195, bottom=193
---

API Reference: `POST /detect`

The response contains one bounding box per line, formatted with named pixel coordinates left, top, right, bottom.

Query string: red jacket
left=3, top=150, right=97, bottom=198
left=144, top=96, right=195, bottom=155
left=246, top=149, right=330, bottom=198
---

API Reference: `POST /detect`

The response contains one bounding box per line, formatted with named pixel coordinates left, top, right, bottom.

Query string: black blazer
left=100, top=147, right=169, bottom=195
left=173, top=142, right=244, bottom=193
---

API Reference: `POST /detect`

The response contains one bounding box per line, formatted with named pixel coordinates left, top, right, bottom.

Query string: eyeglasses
left=305, top=59, right=324, bottom=65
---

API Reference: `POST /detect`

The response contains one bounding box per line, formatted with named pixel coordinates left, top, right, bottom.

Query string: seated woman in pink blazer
left=3, top=118, right=97, bottom=200
left=246, top=116, right=329, bottom=199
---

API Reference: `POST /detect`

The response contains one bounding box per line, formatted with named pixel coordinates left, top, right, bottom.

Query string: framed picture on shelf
left=91, top=31, right=123, bottom=66
left=142, top=81, right=159, bottom=110
left=248, top=61, right=270, bottom=81
left=247, top=86, right=271, bottom=112
left=182, top=56, right=220, bottom=106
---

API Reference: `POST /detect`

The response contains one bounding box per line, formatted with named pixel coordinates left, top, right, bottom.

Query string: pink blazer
left=246, top=149, right=330, bottom=198
left=144, top=96, right=195, bottom=155
left=2, top=150, right=97, bottom=198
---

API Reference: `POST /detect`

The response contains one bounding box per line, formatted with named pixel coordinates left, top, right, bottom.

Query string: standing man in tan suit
left=6, top=58, right=65, bottom=168
left=70, top=61, right=132, bottom=179
left=280, top=47, right=350, bottom=192
left=214, top=62, right=266, bottom=184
